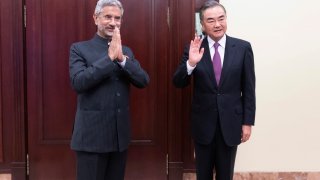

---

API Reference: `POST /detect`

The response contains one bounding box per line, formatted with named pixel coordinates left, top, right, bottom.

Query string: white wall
left=220, top=0, right=320, bottom=172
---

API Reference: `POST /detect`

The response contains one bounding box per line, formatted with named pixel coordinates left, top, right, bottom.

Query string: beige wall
left=220, top=0, right=320, bottom=172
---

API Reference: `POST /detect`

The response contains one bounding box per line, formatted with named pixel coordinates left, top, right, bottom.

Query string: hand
left=108, top=27, right=124, bottom=61
left=188, top=34, right=204, bottom=67
left=241, top=125, right=252, bottom=143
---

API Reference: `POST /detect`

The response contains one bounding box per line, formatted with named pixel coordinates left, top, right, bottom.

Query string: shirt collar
left=94, top=33, right=111, bottom=46
left=207, top=34, right=226, bottom=49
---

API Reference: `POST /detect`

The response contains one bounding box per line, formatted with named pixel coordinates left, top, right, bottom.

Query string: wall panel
left=0, top=0, right=26, bottom=179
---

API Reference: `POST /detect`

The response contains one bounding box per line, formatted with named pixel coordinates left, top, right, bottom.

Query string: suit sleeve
left=173, top=45, right=192, bottom=88
left=242, top=43, right=256, bottom=125
left=69, top=43, right=117, bottom=93
left=121, top=47, right=150, bottom=88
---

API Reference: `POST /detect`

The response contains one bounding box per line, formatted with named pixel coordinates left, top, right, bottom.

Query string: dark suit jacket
left=173, top=35, right=255, bottom=146
left=69, top=34, right=149, bottom=153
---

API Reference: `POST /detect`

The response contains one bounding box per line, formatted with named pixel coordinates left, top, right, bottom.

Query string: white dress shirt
left=187, top=34, right=226, bottom=75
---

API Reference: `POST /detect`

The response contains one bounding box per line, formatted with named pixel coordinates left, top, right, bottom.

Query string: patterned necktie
left=212, top=42, right=222, bottom=86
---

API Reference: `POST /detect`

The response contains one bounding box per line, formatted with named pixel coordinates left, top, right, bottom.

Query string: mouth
left=105, top=27, right=115, bottom=32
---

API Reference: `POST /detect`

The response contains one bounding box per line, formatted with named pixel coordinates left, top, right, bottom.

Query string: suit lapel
left=220, top=36, right=236, bottom=87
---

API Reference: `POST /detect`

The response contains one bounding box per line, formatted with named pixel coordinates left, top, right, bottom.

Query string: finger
left=242, top=134, right=251, bottom=142
left=111, top=28, right=119, bottom=44
left=194, top=33, right=198, bottom=39
left=115, top=27, right=121, bottom=40
left=199, top=38, right=203, bottom=44
left=108, top=39, right=119, bottom=60
left=114, top=28, right=122, bottom=45
left=114, top=26, right=119, bottom=34
left=116, top=26, right=121, bottom=34
left=109, top=36, right=116, bottom=47
left=199, top=48, right=205, bottom=55
left=241, top=137, right=247, bottom=143
left=195, top=37, right=202, bottom=47
left=194, top=36, right=199, bottom=43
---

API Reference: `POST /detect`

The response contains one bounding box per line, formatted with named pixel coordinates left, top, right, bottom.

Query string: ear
left=200, top=21, right=204, bottom=29
left=93, top=14, right=98, bottom=25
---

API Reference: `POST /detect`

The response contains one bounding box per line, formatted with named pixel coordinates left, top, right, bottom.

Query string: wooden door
left=26, top=0, right=168, bottom=179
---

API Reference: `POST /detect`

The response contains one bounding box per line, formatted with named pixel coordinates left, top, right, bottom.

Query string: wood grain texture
left=0, top=0, right=26, bottom=179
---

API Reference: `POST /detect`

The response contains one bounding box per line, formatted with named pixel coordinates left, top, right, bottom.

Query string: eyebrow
left=205, top=14, right=225, bottom=21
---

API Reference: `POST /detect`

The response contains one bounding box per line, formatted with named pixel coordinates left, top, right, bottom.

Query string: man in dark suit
left=69, top=0, right=149, bottom=179
left=173, top=1, right=255, bottom=179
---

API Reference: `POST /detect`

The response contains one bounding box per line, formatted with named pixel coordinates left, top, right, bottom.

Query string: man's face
left=201, top=6, right=227, bottom=42
left=93, top=6, right=122, bottom=38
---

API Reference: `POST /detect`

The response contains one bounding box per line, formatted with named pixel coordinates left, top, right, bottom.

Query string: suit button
left=116, top=92, right=120, bottom=96
left=217, top=93, right=220, bottom=96
left=117, top=109, right=121, bottom=113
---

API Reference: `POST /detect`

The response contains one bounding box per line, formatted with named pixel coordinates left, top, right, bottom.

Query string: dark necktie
left=213, top=42, right=222, bottom=86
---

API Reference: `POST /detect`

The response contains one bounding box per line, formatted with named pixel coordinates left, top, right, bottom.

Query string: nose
left=214, top=21, right=221, bottom=28
left=109, top=18, right=116, bottom=26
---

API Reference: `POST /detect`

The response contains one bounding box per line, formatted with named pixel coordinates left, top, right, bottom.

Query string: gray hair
left=94, top=0, right=124, bottom=15
left=199, top=1, right=226, bottom=21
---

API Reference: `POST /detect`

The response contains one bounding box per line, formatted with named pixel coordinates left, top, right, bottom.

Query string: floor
left=1, top=172, right=320, bottom=179
left=0, top=174, right=10, bottom=180
left=184, top=172, right=320, bottom=180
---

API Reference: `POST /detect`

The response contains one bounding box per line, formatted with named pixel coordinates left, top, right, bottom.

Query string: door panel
left=26, top=0, right=168, bottom=179
left=121, top=0, right=168, bottom=179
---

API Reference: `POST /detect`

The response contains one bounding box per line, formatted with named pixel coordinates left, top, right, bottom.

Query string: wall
left=220, top=0, right=320, bottom=172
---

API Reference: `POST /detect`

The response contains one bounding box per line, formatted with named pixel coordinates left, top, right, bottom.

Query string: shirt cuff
left=117, top=57, right=127, bottom=67
left=186, top=60, right=196, bottom=75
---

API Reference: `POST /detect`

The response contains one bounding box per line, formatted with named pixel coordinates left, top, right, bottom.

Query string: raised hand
left=188, top=34, right=204, bottom=67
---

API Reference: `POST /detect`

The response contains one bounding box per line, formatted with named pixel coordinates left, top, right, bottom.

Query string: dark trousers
left=194, top=122, right=237, bottom=180
left=76, top=150, right=128, bottom=180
